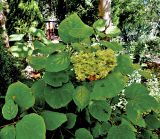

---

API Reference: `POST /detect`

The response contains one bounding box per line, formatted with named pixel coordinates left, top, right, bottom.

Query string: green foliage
left=88, top=100, right=111, bottom=122
left=43, top=71, right=69, bottom=87
left=44, top=83, right=74, bottom=109
left=1, top=13, right=159, bottom=138
left=114, top=55, right=134, bottom=75
left=2, top=99, right=18, bottom=120
left=45, top=52, right=70, bottom=72
left=65, top=113, right=77, bottom=129
left=0, top=125, right=15, bottom=139
left=31, top=79, right=45, bottom=105
left=0, top=46, right=21, bottom=95
left=107, top=124, right=136, bottom=139
left=41, top=111, right=67, bottom=130
left=91, top=73, right=125, bottom=99
left=75, top=128, right=93, bottom=139
left=7, top=0, right=43, bottom=34
left=16, top=113, right=46, bottom=139
left=5, top=81, right=35, bottom=110
left=73, top=86, right=90, bottom=110
left=58, top=13, right=94, bottom=43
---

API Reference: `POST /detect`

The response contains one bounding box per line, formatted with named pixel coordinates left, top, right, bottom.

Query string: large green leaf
left=33, top=41, right=65, bottom=55
left=28, top=56, right=47, bottom=70
left=125, top=83, right=159, bottom=112
left=43, top=71, right=69, bottom=87
left=31, top=79, right=46, bottom=105
left=73, top=86, right=90, bottom=110
left=0, top=125, right=15, bottom=139
left=45, top=52, right=70, bottom=72
left=91, top=73, right=125, bottom=100
left=58, top=13, right=94, bottom=43
left=75, top=128, right=93, bottom=139
left=88, top=100, right=111, bottom=122
left=16, top=113, right=46, bottom=139
left=65, top=113, right=77, bottom=129
left=100, top=41, right=123, bottom=52
left=107, top=124, right=136, bottom=139
left=114, top=55, right=134, bottom=75
left=41, top=110, right=67, bottom=130
left=44, top=83, right=74, bottom=109
left=5, top=82, right=35, bottom=110
left=2, top=99, right=18, bottom=120
left=125, top=83, right=159, bottom=126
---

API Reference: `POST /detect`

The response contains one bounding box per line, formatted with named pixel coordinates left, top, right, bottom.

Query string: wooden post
left=98, top=0, right=113, bottom=27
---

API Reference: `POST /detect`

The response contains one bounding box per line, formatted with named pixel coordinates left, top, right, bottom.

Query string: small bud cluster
left=71, top=48, right=117, bottom=81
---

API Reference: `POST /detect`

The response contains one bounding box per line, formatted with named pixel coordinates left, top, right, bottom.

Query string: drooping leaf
left=41, top=111, right=67, bottom=130
left=45, top=52, right=70, bottom=72
left=31, top=79, right=46, bottom=105
left=16, top=113, right=46, bottom=139
left=65, top=113, right=77, bottom=129
left=92, top=122, right=111, bottom=138
left=105, top=26, right=121, bottom=37
left=121, top=118, right=137, bottom=132
left=28, top=56, right=47, bottom=70
left=73, top=86, right=90, bottom=110
left=58, top=13, right=94, bottom=43
left=145, top=114, right=160, bottom=129
left=100, top=41, right=123, bottom=52
left=88, top=100, right=111, bottom=122
left=43, top=71, right=69, bottom=87
left=91, top=72, right=125, bottom=100
left=107, top=124, right=136, bottom=139
left=0, top=125, right=16, bottom=139
left=114, top=55, right=134, bottom=75
left=126, top=103, right=146, bottom=127
left=33, top=40, right=46, bottom=49
left=9, top=34, right=24, bottom=41
left=2, top=99, right=18, bottom=120
left=44, top=83, right=74, bottom=109
left=75, top=128, right=93, bottom=139
left=93, top=19, right=106, bottom=32
left=5, top=82, right=35, bottom=110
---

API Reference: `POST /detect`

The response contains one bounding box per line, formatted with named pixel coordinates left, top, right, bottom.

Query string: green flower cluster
left=71, top=49, right=117, bottom=81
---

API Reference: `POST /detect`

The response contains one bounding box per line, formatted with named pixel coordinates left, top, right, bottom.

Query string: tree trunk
left=98, top=0, right=113, bottom=27
left=0, top=0, right=9, bottom=48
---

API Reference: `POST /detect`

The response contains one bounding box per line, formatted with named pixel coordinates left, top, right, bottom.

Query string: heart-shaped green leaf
left=16, top=113, right=46, bottom=139
left=43, top=71, right=69, bottom=87
left=58, top=13, right=94, bottom=43
left=88, top=100, right=111, bottom=122
left=73, top=86, right=90, bottom=110
left=44, top=83, right=74, bottom=109
left=6, top=82, right=35, bottom=110
left=0, top=125, right=16, bottom=139
left=45, top=52, right=70, bottom=72
left=41, top=110, right=67, bottom=130
left=2, top=99, right=18, bottom=120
